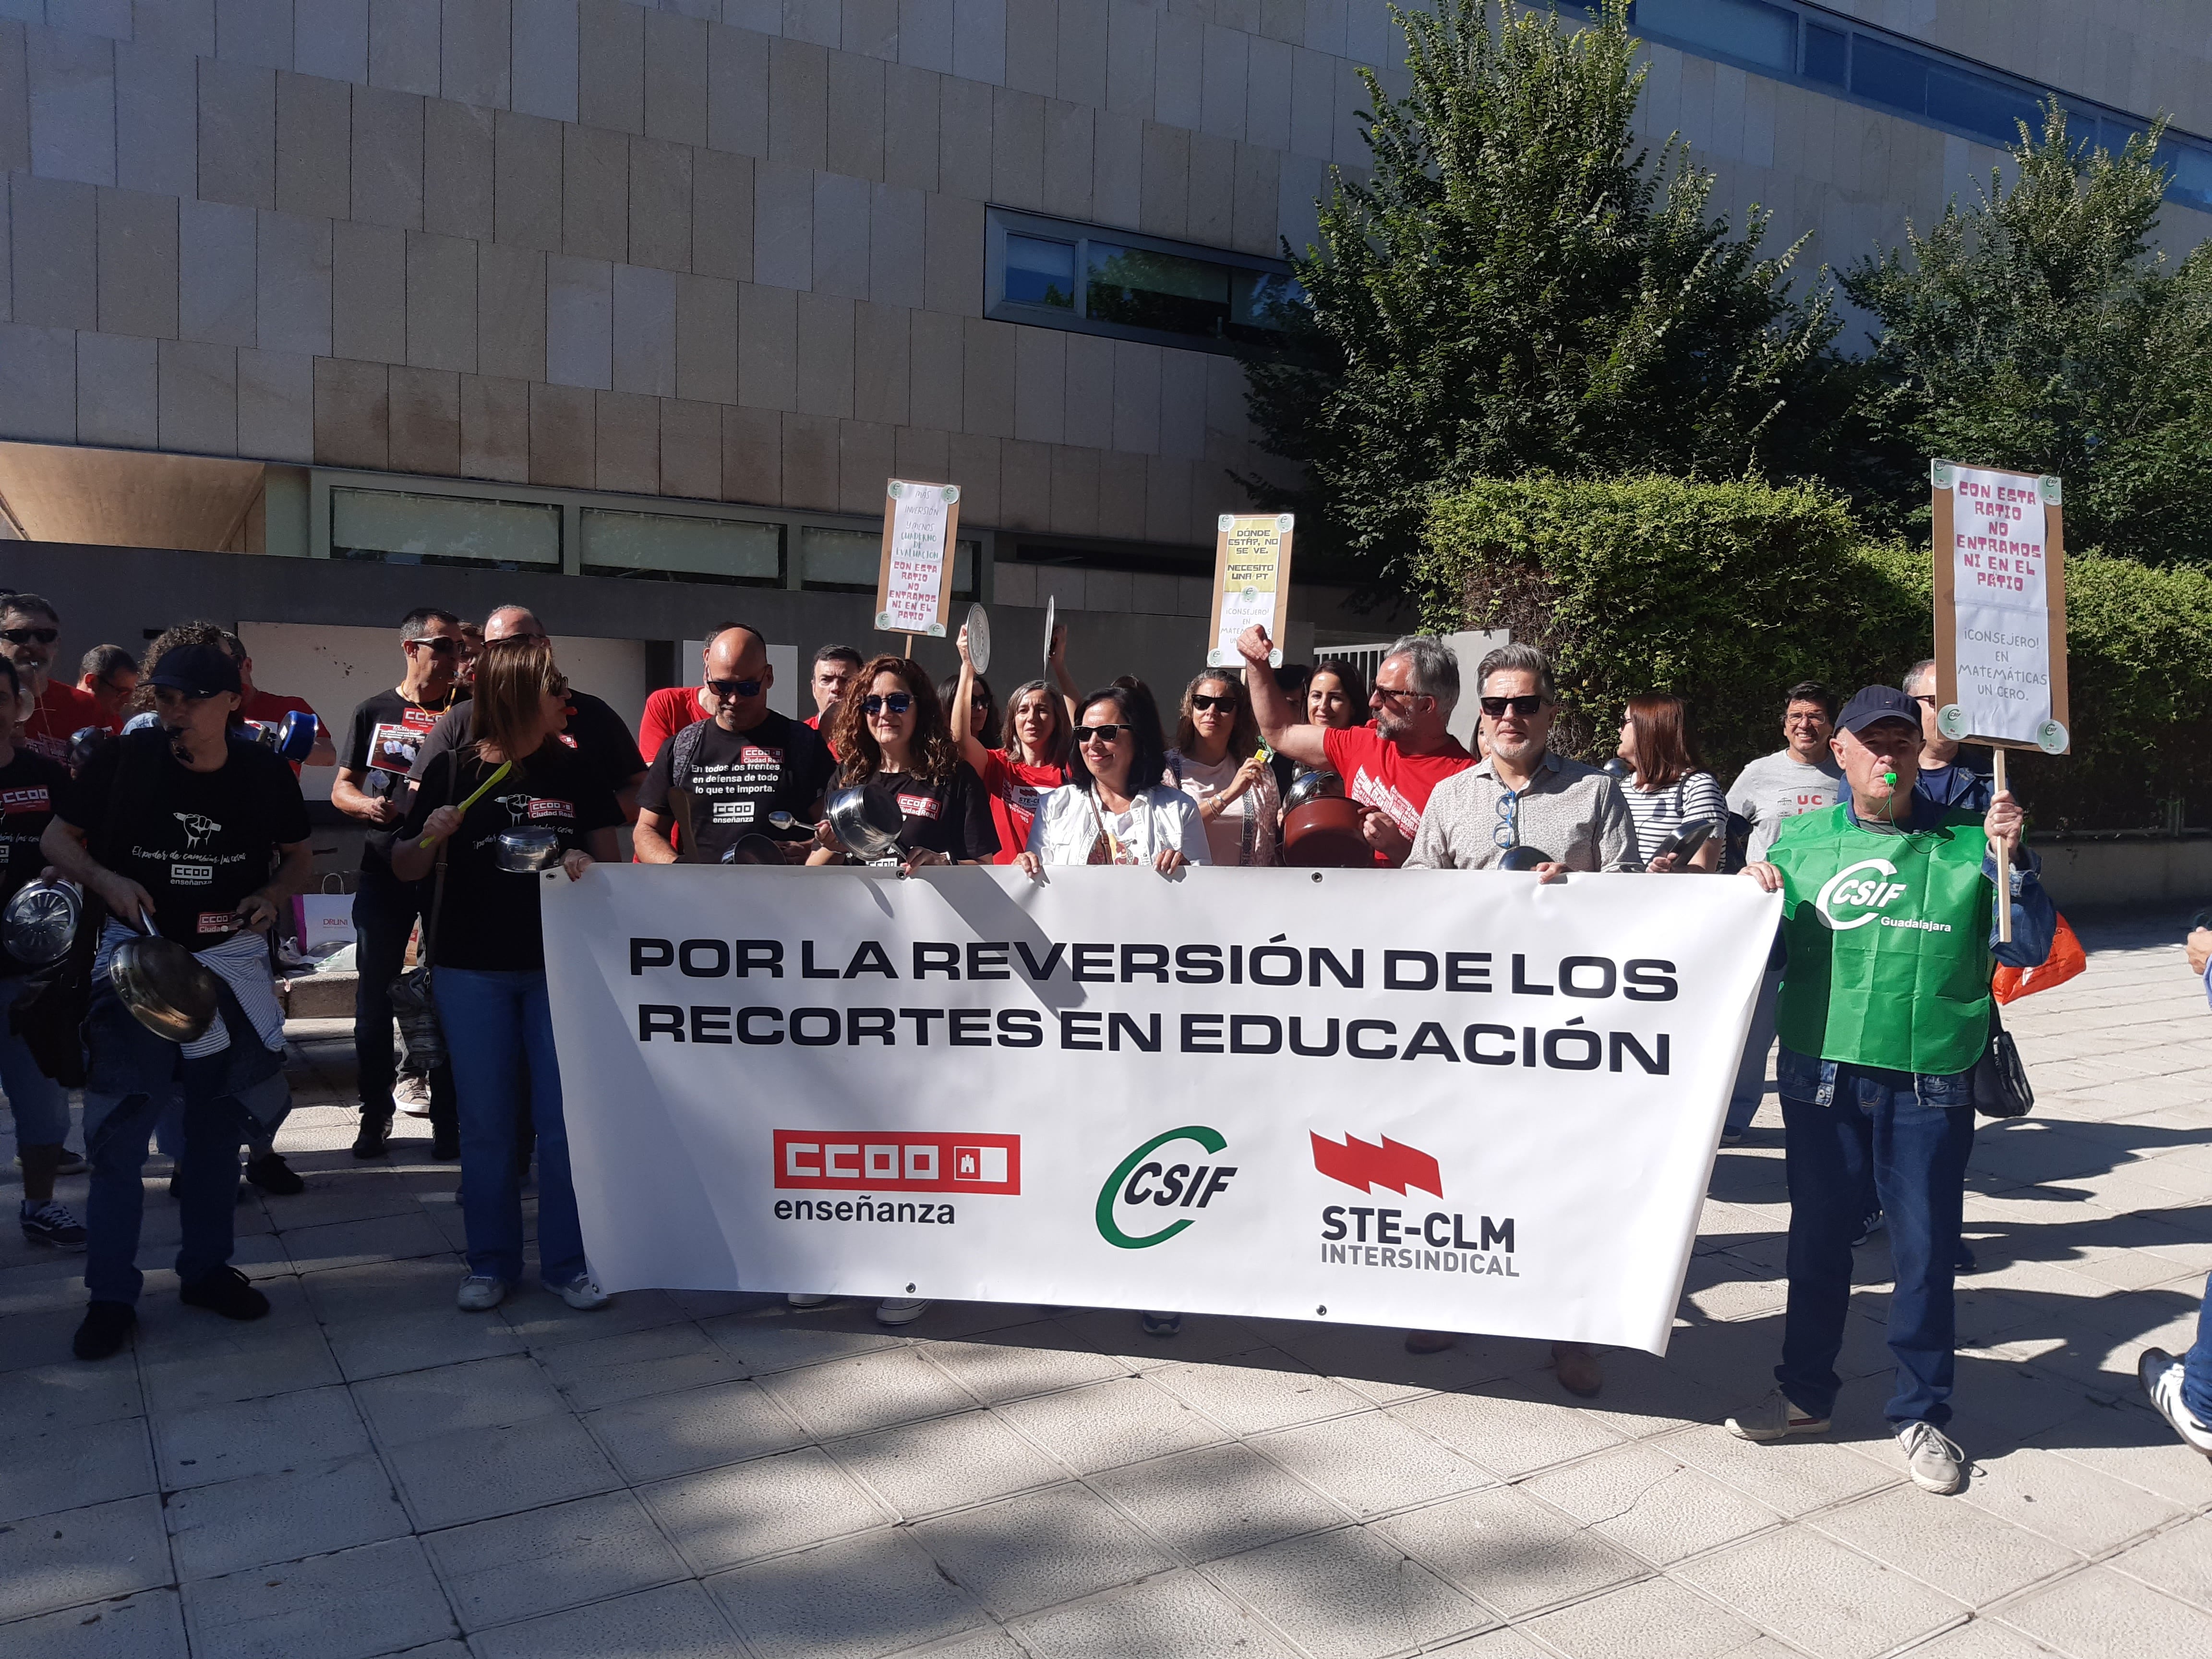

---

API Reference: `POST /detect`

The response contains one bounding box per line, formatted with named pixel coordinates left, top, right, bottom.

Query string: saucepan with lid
left=825, top=784, right=906, bottom=862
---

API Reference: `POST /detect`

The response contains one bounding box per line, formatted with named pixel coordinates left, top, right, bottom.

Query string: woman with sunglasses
left=810, top=657, right=994, bottom=875
left=395, top=637, right=622, bottom=1314
left=950, top=622, right=1076, bottom=864
left=1167, top=672, right=1279, bottom=868
left=1017, top=687, right=1208, bottom=876
left=1616, top=694, right=1727, bottom=871
left=938, top=666, right=999, bottom=753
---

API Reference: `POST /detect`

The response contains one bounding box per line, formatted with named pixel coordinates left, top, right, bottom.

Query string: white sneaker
left=551, top=1273, right=612, bottom=1311
left=394, top=1075, right=433, bottom=1117
left=786, top=1293, right=832, bottom=1309
left=456, top=1275, right=508, bottom=1312
left=2139, top=1347, right=2212, bottom=1455
left=875, top=1298, right=931, bottom=1326
left=1898, top=1420, right=1966, bottom=1493
left=1725, top=1388, right=1832, bottom=1442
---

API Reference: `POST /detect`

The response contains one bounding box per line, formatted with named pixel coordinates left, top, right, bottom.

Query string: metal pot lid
left=964, top=602, right=991, bottom=673
left=2, top=880, right=78, bottom=969
left=109, top=932, right=221, bottom=1044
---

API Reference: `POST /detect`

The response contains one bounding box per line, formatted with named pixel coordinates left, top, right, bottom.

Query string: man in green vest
left=1722, top=685, right=2055, bottom=1494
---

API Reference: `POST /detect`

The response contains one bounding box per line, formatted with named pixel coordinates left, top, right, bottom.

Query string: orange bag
left=1992, top=913, right=2087, bottom=1004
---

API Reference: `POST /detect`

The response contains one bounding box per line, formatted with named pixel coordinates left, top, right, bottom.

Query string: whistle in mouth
left=1883, top=772, right=1898, bottom=785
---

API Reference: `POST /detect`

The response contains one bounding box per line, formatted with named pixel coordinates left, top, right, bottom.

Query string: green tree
left=1843, top=105, right=2212, bottom=565
left=1241, top=0, right=1841, bottom=589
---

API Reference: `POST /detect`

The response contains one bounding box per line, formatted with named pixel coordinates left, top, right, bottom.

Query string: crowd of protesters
left=16, top=589, right=2202, bottom=1494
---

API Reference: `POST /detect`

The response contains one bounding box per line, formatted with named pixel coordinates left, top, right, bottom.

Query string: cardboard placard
left=1206, top=513, right=1295, bottom=668
left=875, top=480, right=962, bottom=639
left=1930, top=460, right=2069, bottom=755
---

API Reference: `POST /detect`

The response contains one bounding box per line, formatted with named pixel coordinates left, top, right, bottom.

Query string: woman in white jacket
left=1018, top=685, right=1210, bottom=875
left=1018, top=684, right=1207, bottom=1339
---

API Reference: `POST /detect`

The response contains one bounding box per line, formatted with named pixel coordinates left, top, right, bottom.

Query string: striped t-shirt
left=1621, top=770, right=1728, bottom=865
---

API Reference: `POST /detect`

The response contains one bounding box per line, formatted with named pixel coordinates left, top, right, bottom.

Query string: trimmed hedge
left=1418, top=474, right=2212, bottom=831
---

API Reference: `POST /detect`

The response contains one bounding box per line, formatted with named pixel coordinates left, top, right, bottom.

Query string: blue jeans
left=0, top=1019, right=70, bottom=1146
left=434, top=967, right=586, bottom=1286
left=1724, top=967, right=1782, bottom=1136
left=1776, top=1054, right=1976, bottom=1427
left=2185, top=1277, right=2212, bottom=1425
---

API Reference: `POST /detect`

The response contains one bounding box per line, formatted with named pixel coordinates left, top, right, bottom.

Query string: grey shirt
left=1405, top=751, right=1636, bottom=872
left=1726, top=748, right=1843, bottom=861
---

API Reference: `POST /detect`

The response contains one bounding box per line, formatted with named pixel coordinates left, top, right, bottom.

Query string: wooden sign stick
left=1992, top=748, right=2012, bottom=943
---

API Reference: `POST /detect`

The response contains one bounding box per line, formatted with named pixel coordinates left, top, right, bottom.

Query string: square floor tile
left=0, top=1493, right=170, bottom=1622
left=1998, top=1564, right=2212, bottom=1659
left=0, top=1586, right=186, bottom=1659
left=322, top=1308, right=527, bottom=1382
left=1252, top=1409, right=1493, bottom=1515
left=140, top=1326, right=343, bottom=1414
left=422, top=1490, right=689, bottom=1631
left=643, top=1445, right=892, bottom=1574
left=1660, top=1420, right=1901, bottom=1518
left=697, top=1314, right=906, bottom=1373
left=0, top=1358, right=141, bottom=1429
left=757, top=1346, right=979, bottom=1441
left=165, top=1451, right=410, bottom=1581
left=280, top=1211, right=453, bottom=1274
left=383, top=1410, right=621, bottom=1530
left=707, top=1527, right=988, bottom=1659
left=0, top=1412, right=155, bottom=1524
left=468, top=1579, right=736, bottom=1657
left=912, top=1482, right=1173, bottom=1617
left=500, top=1287, right=688, bottom=1347
left=995, top=1375, right=1226, bottom=1473
left=1147, top=1350, right=1371, bottom=1436
left=1205, top=1524, right=1490, bottom=1658
left=1520, top=1440, right=1784, bottom=1566
left=1388, top=1380, right=1630, bottom=1479
left=831, top=1407, right=1066, bottom=1517
left=180, top=1536, right=455, bottom=1659
left=1088, top=1441, right=1350, bottom=1563
left=1012, top=1568, right=1297, bottom=1658
left=1810, top=1483, right=2080, bottom=1605
left=351, top=1355, right=565, bottom=1449
left=1958, top=1443, right=2185, bottom=1555
left=1377, top=1485, right=1646, bottom=1616
left=916, top=1332, right=1130, bottom=1404
left=1525, top=1575, right=1766, bottom=1659
left=156, top=1384, right=371, bottom=1489
left=302, top=1257, right=470, bottom=1327
left=1676, top=1524, right=1965, bottom=1659
left=534, top=1321, right=742, bottom=1410
left=2107, top=1514, right=2212, bottom=1612
left=583, top=1376, right=812, bottom=1483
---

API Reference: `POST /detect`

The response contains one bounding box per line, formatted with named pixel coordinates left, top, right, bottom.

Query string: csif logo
left=1095, top=1127, right=1238, bottom=1249
left=1814, top=857, right=1908, bottom=931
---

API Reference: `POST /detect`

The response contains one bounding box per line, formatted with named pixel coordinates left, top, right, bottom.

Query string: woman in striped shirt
left=1616, top=694, right=1727, bottom=871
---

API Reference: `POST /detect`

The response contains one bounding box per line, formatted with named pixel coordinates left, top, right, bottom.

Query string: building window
left=330, top=489, right=560, bottom=569
left=579, top=508, right=784, bottom=586
left=986, top=209, right=1301, bottom=353
left=801, top=527, right=977, bottom=600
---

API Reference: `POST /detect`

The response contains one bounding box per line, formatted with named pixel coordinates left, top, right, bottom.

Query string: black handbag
left=1972, top=1007, right=2033, bottom=1119
left=387, top=847, right=448, bottom=1071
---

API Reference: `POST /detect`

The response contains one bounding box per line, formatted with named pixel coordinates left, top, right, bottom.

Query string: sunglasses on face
left=1373, top=684, right=1421, bottom=704
left=1077, top=724, right=1132, bottom=745
left=707, top=677, right=765, bottom=699
left=1, top=627, right=58, bottom=646
left=152, top=686, right=214, bottom=706
left=1480, top=695, right=1545, bottom=718
left=1190, top=693, right=1238, bottom=713
left=407, top=636, right=460, bottom=655
left=861, top=693, right=914, bottom=717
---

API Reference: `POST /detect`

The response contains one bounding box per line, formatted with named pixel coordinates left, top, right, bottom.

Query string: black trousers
left=351, top=859, right=457, bottom=1139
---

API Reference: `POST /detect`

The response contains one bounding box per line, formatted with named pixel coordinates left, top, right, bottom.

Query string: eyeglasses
left=1373, top=684, right=1422, bottom=704
left=1076, top=724, right=1132, bottom=745
left=406, top=636, right=460, bottom=655
left=0, top=627, right=58, bottom=646
left=1190, top=693, right=1238, bottom=713
left=1783, top=712, right=1829, bottom=726
left=1911, top=695, right=1937, bottom=708
left=151, top=686, right=214, bottom=705
left=1479, top=695, right=1544, bottom=719
left=861, top=693, right=914, bottom=717
left=707, top=677, right=765, bottom=699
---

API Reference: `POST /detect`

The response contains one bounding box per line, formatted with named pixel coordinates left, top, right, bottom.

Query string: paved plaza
left=1, top=911, right=2209, bottom=1659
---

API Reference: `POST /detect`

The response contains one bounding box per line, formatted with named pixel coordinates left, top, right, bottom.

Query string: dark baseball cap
left=145, top=642, right=242, bottom=697
left=1836, top=685, right=1921, bottom=736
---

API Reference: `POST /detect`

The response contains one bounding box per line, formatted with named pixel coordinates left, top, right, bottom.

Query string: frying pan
left=110, top=913, right=223, bottom=1044
left=1646, top=817, right=1715, bottom=867
left=965, top=603, right=991, bottom=673
left=1282, top=799, right=1370, bottom=867
left=826, top=784, right=906, bottom=861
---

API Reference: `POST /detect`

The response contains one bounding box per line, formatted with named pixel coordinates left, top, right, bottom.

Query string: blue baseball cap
left=1836, top=685, right=1921, bottom=736
left=145, top=642, right=241, bottom=697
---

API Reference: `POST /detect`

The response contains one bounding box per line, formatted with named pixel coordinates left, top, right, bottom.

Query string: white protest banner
left=543, top=866, right=1778, bottom=1355
left=875, top=479, right=961, bottom=638
left=1932, top=461, right=2070, bottom=754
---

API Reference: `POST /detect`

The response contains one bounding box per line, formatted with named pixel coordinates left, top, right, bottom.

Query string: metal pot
left=2, top=879, right=79, bottom=968
left=1282, top=798, right=1371, bottom=867
left=825, top=784, right=905, bottom=861
left=723, top=833, right=786, bottom=866
left=494, top=827, right=562, bottom=872
left=110, top=930, right=222, bottom=1044
left=1281, top=769, right=1345, bottom=813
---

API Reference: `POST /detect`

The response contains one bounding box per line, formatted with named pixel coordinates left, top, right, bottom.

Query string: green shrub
left=1419, top=473, right=2212, bottom=830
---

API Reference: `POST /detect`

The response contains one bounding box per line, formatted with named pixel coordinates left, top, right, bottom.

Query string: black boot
left=352, top=1110, right=392, bottom=1159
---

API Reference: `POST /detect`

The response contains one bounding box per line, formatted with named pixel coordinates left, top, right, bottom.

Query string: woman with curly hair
left=807, top=656, right=995, bottom=874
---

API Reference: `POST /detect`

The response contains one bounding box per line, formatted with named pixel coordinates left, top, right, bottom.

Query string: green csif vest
left=1766, top=804, right=1994, bottom=1077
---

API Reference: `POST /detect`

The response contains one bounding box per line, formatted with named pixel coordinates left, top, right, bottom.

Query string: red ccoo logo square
left=774, top=1131, right=1020, bottom=1195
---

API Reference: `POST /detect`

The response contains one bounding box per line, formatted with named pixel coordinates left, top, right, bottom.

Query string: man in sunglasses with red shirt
left=634, top=625, right=833, bottom=865
left=2, top=593, right=109, bottom=760
left=1238, top=625, right=1476, bottom=866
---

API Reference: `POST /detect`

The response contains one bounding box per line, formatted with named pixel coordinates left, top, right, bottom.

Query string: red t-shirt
left=640, top=685, right=707, bottom=763
left=1321, top=725, right=1477, bottom=864
left=20, top=680, right=108, bottom=763
left=240, top=688, right=321, bottom=775
left=973, top=748, right=1069, bottom=864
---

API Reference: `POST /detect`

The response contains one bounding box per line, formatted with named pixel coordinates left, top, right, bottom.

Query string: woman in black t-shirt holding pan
left=396, top=637, right=621, bottom=1316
